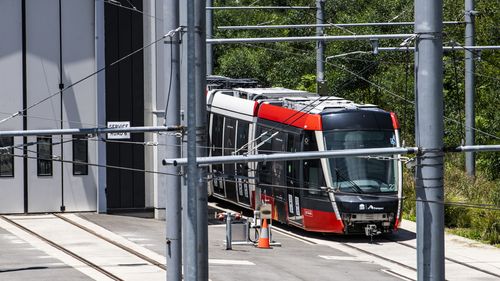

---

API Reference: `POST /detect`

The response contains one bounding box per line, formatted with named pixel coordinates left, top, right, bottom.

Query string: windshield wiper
left=334, top=168, right=364, bottom=194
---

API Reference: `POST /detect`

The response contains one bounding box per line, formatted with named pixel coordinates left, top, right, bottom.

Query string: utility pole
left=414, top=0, right=445, bottom=280
left=164, top=0, right=182, bottom=279
left=316, top=0, right=326, bottom=94
left=196, top=0, right=209, bottom=279
left=180, top=0, right=208, bottom=279
left=465, top=0, right=476, bottom=176
left=206, top=0, right=213, bottom=75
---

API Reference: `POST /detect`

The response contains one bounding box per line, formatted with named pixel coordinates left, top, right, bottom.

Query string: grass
left=402, top=154, right=500, bottom=246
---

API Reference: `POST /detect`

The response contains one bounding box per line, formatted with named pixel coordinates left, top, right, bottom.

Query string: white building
left=0, top=0, right=168, bottom=218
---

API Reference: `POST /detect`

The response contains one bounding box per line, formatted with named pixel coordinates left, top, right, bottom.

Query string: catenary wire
left=104, top=0, right=162, bottom=21
left=4, top=151, right=181, bottom=177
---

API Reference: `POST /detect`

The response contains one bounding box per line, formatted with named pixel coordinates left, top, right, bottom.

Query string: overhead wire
left=104, top=0, right=162, bottom=21
left=2, top=146, right=181, bottom=177
left=0, top=25, right=182, bottom=126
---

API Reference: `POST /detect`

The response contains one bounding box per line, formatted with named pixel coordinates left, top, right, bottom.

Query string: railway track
left=382, top=236, right=500, bottom=279
left=209, top=201, right=500, bottom=281
left=0, top=214, right=166, bottom=281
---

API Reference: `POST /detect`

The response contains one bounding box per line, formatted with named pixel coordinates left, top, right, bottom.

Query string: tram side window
left=223, top=117, right=237, bottom=176
left=255, top=125, right=273, bottom=185
left=286, top=133, right=300, bottom=187
left=73, top=135, right=88, bottom=175
left=235, top=120, right=249, bottom=155
left=211, top=114, right=225, bottom=181
left=271, top=132, right=286, bottom=185
left=37, top=136, right=52, bottom=176
left=303, top=132, right=326, bottom=197
left=0, top=137, right=14, bottom=177
left=211, top=114, right=224, bottom=157
left=236, top=120, right=250, bottom=174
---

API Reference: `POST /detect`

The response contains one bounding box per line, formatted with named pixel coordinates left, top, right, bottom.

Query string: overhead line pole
left=163, top=0, right=182, bottom=279
left=183, top=0, right=198, bottom=279
left=195, top=0, right=208, bottom=278
left=206, top=0, right=213, bottom=75
left=465, top=0, right=477, bottom=176
left=316, top=0, right=326, bottom=94
left=180, top=0, right=208, bottom=279
left=414, top=0, right=445, bottom=279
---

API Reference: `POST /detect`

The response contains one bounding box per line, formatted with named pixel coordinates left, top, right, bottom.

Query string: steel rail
left=0, top=215, right=123, bottom=281
left=383, top=237, right=500, bottom=279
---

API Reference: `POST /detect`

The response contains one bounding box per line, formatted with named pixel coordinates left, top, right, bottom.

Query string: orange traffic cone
left=257, top=218, right=271, bottom=249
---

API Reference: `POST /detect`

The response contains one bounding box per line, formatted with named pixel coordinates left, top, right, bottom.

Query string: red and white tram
left=207, top=85, right=403, bottom=235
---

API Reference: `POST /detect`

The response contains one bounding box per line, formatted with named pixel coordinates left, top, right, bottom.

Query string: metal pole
left=465, top=0, right=476, bottom=176
left=95, top=0, right=107, bottom=214
left=217, top=21, right=464, bottom=30
left=0, top=126, right=180, bottom=137
left=164, top=0, right=182, bottom=279
left=415, top=0, right=445, bottom=279
left=184, top=0, right=198, bottom=279
left=226, top=214, right=232, bottom=250
left=206, top=6, right=314, bottom=10
left=316, top=0, right=325, bottom=94
left=195, top=0, right=208, bottom=278
left=206, top=0, right=213, bottom=75
left=378, top=46, right=500, bottom=52
left=207, top=34, right=414, bottom=44
left=451, top=145, right=500, bottom=152
left=163, top=147, right=419, bottom=166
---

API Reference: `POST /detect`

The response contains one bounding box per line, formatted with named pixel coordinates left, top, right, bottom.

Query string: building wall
left=0, top=0, right=97, bottom=213
left=0, top=0, right=24, bottom=213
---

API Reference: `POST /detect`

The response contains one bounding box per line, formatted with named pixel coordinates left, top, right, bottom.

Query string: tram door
left=235, top=120, right=250, bottom=205
left=286, top=133, right=303, bottom=225
left=271, top=132, right=287, bottom=223
left=223, top=118, right=238, bottom=201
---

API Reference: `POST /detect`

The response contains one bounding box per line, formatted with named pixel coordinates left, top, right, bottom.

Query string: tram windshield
left=324, top=130, right=398, bottom=194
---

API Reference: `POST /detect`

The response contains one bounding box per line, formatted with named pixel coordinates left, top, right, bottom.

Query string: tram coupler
left=365, top=224, right=381, bottom=243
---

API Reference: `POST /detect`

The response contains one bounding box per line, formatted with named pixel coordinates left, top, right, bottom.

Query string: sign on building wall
left=107, top=121, right=130, bottom=139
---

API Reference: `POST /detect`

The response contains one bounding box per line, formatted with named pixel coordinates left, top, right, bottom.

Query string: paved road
left=0, top=205, right=499, bottom=281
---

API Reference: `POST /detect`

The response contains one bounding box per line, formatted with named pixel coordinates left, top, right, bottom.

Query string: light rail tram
left=206, top=78, right=403, bottom=236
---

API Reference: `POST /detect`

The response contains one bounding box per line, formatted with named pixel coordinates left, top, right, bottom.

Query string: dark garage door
left=105, top=0, right=145, bottom=210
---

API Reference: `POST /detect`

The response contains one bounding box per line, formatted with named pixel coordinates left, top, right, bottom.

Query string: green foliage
left=212, top=0, right=499, bottom=244
left=404, top=154, right=500, bottom=245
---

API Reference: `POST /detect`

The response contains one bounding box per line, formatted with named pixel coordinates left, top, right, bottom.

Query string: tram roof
left=234, top=87, right=317, bottom=100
